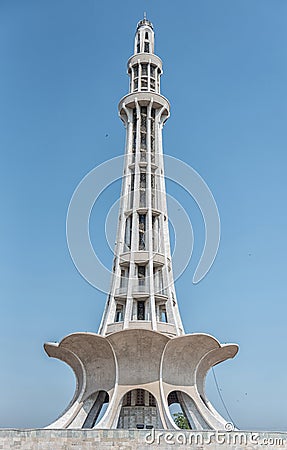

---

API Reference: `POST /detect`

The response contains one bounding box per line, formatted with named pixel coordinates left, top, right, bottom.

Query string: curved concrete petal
left=161, top=333, right=221, bottom=387
left=57, top=332, right=116, bottom=400
left=195, top=343, right=239, bottom=424
left=107, top=329, right=169, bottom=386
left=44, top=342, right=86, bottom=428
left=196, top=343, right=239, bottom=400
left=44, top=341, right=85, bottom=405
left=44, top=333, right=117, bottom=428
left=160, top=334, right=238, bottom=430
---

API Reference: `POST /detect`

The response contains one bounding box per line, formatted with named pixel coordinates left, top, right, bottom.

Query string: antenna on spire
left=144, top=11, right=147, bottom=20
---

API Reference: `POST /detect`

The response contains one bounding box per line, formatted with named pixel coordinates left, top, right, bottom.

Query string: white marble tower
left=44, top=18, right=238, bottom=431
left=99, top=17, right=183, bottom=338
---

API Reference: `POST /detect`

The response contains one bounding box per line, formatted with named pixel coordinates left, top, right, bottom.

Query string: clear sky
left=0, top=0, right=286, bottom=431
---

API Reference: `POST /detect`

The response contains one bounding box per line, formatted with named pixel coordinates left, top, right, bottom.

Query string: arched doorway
left=117, top=388, right=162, bottom=429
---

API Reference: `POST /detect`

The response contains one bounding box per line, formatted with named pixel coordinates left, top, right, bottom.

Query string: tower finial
left=136, top=15, right=153, bottom=31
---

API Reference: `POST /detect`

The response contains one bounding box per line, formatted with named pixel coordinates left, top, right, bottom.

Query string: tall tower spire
left=44, top=18, right=238, bottom=432
left=98, top=18, right=183, bottom=337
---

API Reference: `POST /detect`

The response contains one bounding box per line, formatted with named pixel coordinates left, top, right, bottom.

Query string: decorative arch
left=167, top=390, right=193, bottom=430
left=117, top=388, right=162, bottom=429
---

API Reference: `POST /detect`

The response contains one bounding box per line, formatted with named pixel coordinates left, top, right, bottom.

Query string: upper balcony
left=115, top=287, right=127, bottom=297
left=119, top=251, right=167, bottom=266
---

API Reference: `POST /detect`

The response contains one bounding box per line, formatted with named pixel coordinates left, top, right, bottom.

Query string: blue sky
left=0, top=0, right=287, bottom=430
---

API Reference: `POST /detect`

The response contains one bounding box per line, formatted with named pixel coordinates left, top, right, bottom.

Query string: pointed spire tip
left=137, top=14, right=153, bottom=31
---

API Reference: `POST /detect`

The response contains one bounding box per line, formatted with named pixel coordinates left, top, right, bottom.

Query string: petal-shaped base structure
left=44, top=330, right=238, bottom=430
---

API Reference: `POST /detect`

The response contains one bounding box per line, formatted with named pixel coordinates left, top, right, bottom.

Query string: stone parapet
left=0, top=429, right=286, bottom=449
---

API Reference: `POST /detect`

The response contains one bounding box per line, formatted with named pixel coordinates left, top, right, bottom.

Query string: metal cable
left=212, top=367, right=239, bottom=429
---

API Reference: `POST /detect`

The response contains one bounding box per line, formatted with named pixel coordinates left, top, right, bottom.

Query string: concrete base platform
left=0, top=429, right=286, bottom=449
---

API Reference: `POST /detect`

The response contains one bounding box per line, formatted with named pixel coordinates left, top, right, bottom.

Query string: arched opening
left=82, top=390, right=109, bottom=428
left=117, top=388, right=162, bottom=429
left=168, top=391, right=192, bottom=429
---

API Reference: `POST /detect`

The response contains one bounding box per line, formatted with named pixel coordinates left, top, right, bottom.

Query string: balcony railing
left=154, top=288, right=167, bottom=297
left=115, top=287, right=127, bottom=296
left=132, top=282, right=149, bottom=295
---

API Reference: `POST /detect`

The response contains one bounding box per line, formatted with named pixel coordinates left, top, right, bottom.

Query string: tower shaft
left=99, top=19, right=183, bottom=337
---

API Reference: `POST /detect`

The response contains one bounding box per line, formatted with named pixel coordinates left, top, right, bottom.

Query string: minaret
left=98, top=17, right=183, bottom=338
left=44, top=18, right=238, bottom=431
